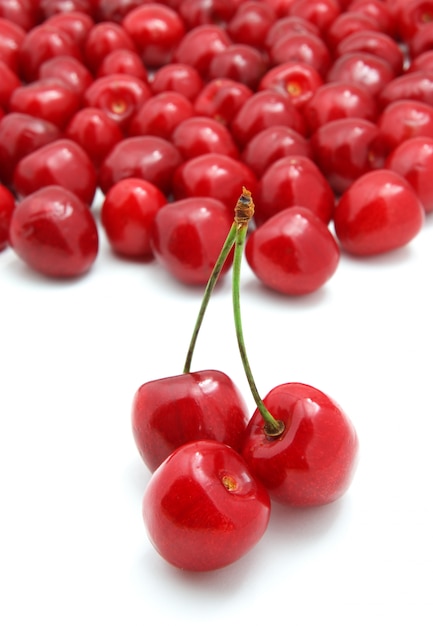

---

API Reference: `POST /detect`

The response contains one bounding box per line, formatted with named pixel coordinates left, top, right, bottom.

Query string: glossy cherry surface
left=9, top=185, right=98, bottom=277
left=0, top=183, right=15, bottom=251
left=333, top=169, right=425, bottom=255
left=143, top=440, right=271, bottom=571
left=246, top=206, right=340, bottom=295
left=241, top=382, right=359, bottom=506
left=132, top=369, right=250, bottom=472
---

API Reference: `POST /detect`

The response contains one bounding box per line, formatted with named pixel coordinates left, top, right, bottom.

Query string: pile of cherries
left=0, top=0, right=432, bottom=294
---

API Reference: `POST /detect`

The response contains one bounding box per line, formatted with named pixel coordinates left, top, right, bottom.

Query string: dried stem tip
left=234, top=187, right=255, bottom=225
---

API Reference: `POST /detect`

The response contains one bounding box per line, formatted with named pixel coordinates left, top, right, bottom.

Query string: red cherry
left=265, top=15, right=320, bottom=50
left=259, top=61, right=324, bottom=110
left=9, top=78, right=81, bottom=129
left=101, top=177, right=167, bottom=258
left=98, top=135, right=183, bottom=195
left=44, top=10, right=95, bottom=51
left=151, top=62, right=204, bottom=101
left=246, top=206, right=340, bottom=295
left=39, top=0, right=95, bottom=18
left=172, top=115, right=240, bottom=160
left=65, top=106, right=124, bottom=169
left=269, top=31, right=331, bottom=77
left=0, top=0, right=39, bottom=31
left=325, top=10, right=380, bottom=50
left=178, top=0, right=238, bottom=29
left=150, top=196, right=234, bottom=285
left=226, top=0, right=276, bottom=48
left=172, top=24, right=231, bottom=79
left=0, top=17, right=25, bottom=73
left=122, top=3, right=186, bottom=68
left=84, top=20, right=136, bottom=73
left=0, top=112, right=62, bottom=186
left=143, top=440, right=271, bottom=571
left=396, top=0, right=433, bottom=42
left=347, top=0, right=396, bottom=36
left=83, top=73, right=152, bottom=132
left=38, top=55, right=93, bottom=100
left=96, top=48, right=148, bottom=81
left=13, top=138, right=97, bottom=205
left=303, top=81, right=378, bottom=133
left=385, top=136, right=433, bottom=213
left=0, top=60, right=21, bottom=110
left=128, top=90, right=194, bottom=139
left=255, top=155, right=335, bottom=226
left=241, top=382, right=358, bottom=506
left=327, top=52, right=395, bottom=98
left=333, top=169, right=425, bottom=255
left=377, top=99, right=433, bottom=152
left=9, top=185, right=98, bottom=278
left=0, top=183, right=15, bottom=251
left=172, top=153, right=257, bottom=211
left=311, top=117, right=386, bottom=194
left=334, top=29, right=404, bottom=76
left=132, top=369, right=250, bottom=471
left=378, top=70, right=433, bottom=110
left=408, top=20, right=433, bottom=58
left=193, top=77, right=253, bottom=125
left=241, top=124, right=311, bottom=178
left=96, top=0, right=144, bottom=22
left=407, top=49, right=433, bottom=74
left=208, top=43, right=268, bottom=90
left=230, top=88, right=306, bottom=147
left=289, top=0, right=342, bottom=33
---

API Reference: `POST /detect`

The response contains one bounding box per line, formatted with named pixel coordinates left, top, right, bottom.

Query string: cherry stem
left=232, top=196, right=285, bottom=438
left=183, top=222, right=237, bottom=374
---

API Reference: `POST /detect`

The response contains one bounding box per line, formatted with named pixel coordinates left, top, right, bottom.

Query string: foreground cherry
left=132, top=369, right=250, bottom=472
left=241, top=383, right=359, bottom=507
left=143, top=440, right=271, bottom=571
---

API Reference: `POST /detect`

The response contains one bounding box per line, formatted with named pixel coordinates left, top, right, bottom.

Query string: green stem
left=232, top=223, right=285, bottom=437
left=183, top=222, right=237, bottom=374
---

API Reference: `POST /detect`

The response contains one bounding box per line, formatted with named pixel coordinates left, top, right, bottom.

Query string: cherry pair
left=132, top=189, right=358, bottom=572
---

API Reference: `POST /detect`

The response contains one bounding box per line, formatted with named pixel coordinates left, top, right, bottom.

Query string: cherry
left=38, top=56, right=93, bottom=100
left=245, top=206, right=340, bottom=295
left=333, top=169, right=425, bottom=255
left=172, top=153, right=257, bottom=211
left=0, top=112, right=61, bottom=186
left=385, top=135, right=433, bottom=214
left=142, top=440, right=271, bottom=571
left=44, top=10, right=95, bottom=51
left=0, top=182, right=15, bottom=251
left=396, top=0, right=433, bottom=42
left=13, top=138, right=97, bottom=206
left=377, top=99, right=433, bottom=152
left=150, top=62, right=204, bottom=101
left=241, top=125, right=311, bottom=178
left=98, top=135, right=183, bottom=196
left=226, top=0, right=277, bottom=48
left=0, top=60, right=20, bottom=111
left=101, top=177, right=167, bottom=258
left=325, top=10, right=381, bottom=50
left=172, top=24, right=232, bottom=79
left=132, top=370, right=249, bottom=471
left=83, top=20, right=136, bottom=74
left=334, top=29, right=404, bottom=76
left=289, top=0, right=341, bottom=33
left=208, top=43, right=268, bottom=90
left=9, top=185, right=98, bottom=278
left=193, top=77, right=253, bottom=125
left=0, top=0, right=39, bottom=32
left=347, top=0, right=396, bottom=36
left=378, top=70, right=433, bottom=110
left=0, top=17, right=25, bottom=73
left=122, top=3, right=186, bottom=68
left=241, top=383, right=359, bottom=506
left=255, top=155, right=335, bottom=226
left=96, top=48, right=149, bottom=81
left=171, top=115, right=240, bottom=160
left=259, top=61, right=324, bottom=110
left=327, top=52, right=395, bottom=98
left=268, top=30, right=331, bottom=77
left=150, top=196, right=234, bottom=285
left=96, top=0, right=144, bottom=22
left=128, top=90, right=194, bottom=139
left=178, top=0, right=238, bottom=29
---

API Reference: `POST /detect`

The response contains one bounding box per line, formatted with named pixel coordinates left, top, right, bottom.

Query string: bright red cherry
left=96, top=0, right=144, bottom=22
left=265, top=15, right=320, bottom=50
left=151, top=63, right=204, bottom=101
left=377, top=99, right=433, bottom=152
left=0, top=183, right=15, bottom=251
left=0, top=60, right=20, bottom=111
left=289, top=0, right=341, bottom=33
left=9, top=185, right=99, bottom=278
left=348, top=0, right=396, bottom=35
left=0, top=17, right=25, bottom=73
left=38, top=56, right=93, bottom=100
left=101, top=178, right=167, bottom=258
left=378, top=70, right=433, bottom=110
left=241, top=125, right=311, bottom=178
left=246, top=206, right=340, bottom=295
left=327, top=52, right=395, bottom=98
left=396, top=0, right=433, bottom=42
left=325, top=10, right=380, bottom=50
left=13, top=138, right=97, bottom=205
left=98, top=135, right=183, bottom=195
left=128, top=91, right=194, bottom=139
left=226, top=0, right=276, bottom=48
left=84, top=20, right=136, bottom=73
left=311, top=117, right=386, bottom=195
left=333, top=169, right=425, bottom=255
left=172, top=115, right=240, bottom=160
left=269, top=31, right=331, bottom=77
left=132, top=369, right=250, bottom=471
left=172, top=24, right=231, bottom=79
left=151, top=196, right=234, bottom=285
left=0, top=0, right=39, bottom=32
left=44, top=10, right=95, bottom=51
left=241, top=382, right=358, bottom=506
left=172, top=153, right=257, bottom=211
left=385, top=136, right=433, bottom=213
left=143, top=440, right=271, bottom=571
left=178, top=0, right=238, bottom=29
left=122, top=3, right=186, bottom=68
left=255, top=155, right=335, bottom=226
left=208, top=43, right=268, bottom=90
left=193, top=77, right=253, bottom=125
left=334, top=29, right=404, bottom=75
left=259, top=61, right=324, bottom=110
left=96, top=48, right=148, bottom=81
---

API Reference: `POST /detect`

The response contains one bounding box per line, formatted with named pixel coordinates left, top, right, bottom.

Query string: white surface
left=1, top=204, right=432, bottom=626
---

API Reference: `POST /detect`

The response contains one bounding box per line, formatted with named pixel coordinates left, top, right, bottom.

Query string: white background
left=1, top=197, right=432, bottom=625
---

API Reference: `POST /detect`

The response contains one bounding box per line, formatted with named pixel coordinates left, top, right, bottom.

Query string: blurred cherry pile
left=0, top=0, right=432, bottom=292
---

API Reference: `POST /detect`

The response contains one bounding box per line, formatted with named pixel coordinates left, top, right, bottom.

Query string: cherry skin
left=385, top=136, right=433, bottom=214
left=259, top=61, right=324, bottom=111
left=241, top=125, right=311, bottom=178
left=226, top=0, right=276, bottom=49
left=132, top=369, right=250, bottom=471
left=208, top=43, right=268, bottom=90
left=0, top=17, right=26, bottom=73
left=377, top=99, right=433, bottom=152
left=0, top=60, right=21, bottom=111
left=101, top=178, right=167, bottom=259
left=98, top=135, right=183, bottom=196
left=289, top=0, right=341, bottom=33
left=246, top=206, right=340, bottom=296
left=0, top=183, right=15, bottom=251
left=311, top=117, right=386, bottom=195
left=0, top=112, right=62, bottom=186
left=255, top=155, right=335, bottom=226
left=150, top=196, right=234, bottom=285
left=171, top=115, right=240, bottom=160
left=333, top=169, right=425, bottom=256
left=268, top=30, right=331, bottom=77
left=83, top=20, right=136, bottom=74
left=44, top=10, right=95, bottom=51
left=241, top=382, right=359, bottom=506
left=143, top=440, right=271, bottom=571
left=172, top=24, right=232, bottom=79
left=193, top=77, right=253, bottom=125
left=38, top=55, right=93, bottom=100
left=178, top=0, right=238, bottom=29
left=151, top=62, right=204, bottom=101
left=325, top=10, right=380, bottom=50
left=327, top=52, right=395, bottom=98
left=96, top=48, right=148, bottom=81
left=172, top=153, right=257, bottom=212
left=334, top=29, right=404, bottom=75
left=378, top=70, right=433, bottom=110
left=13, top=138, right=97, bottom=206
left=9, top=185, right=99, bottom=278
left=128, top=91, right=194, bottom=139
